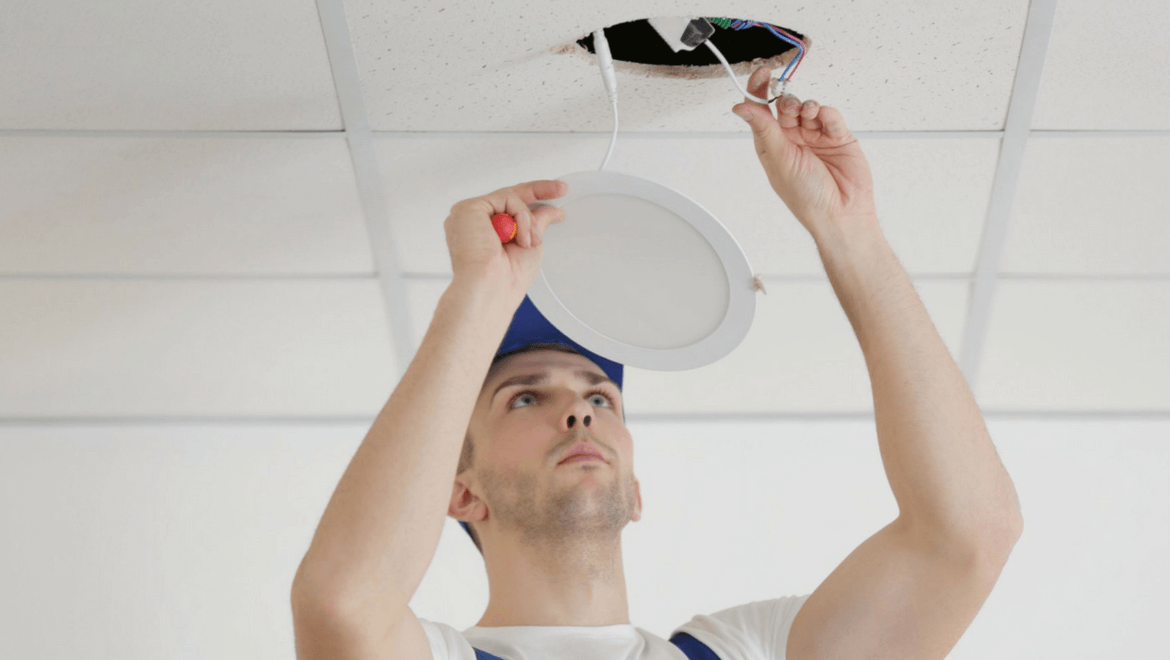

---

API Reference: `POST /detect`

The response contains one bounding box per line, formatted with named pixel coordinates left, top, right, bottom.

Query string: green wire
left=706, top=17, right=734, bottom=29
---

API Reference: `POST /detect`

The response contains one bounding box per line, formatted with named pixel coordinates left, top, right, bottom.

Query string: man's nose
left=566, top=412, right=591, bottom=428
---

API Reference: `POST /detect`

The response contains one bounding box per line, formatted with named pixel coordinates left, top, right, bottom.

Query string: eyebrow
left=490, top=370, right=618, bottom=406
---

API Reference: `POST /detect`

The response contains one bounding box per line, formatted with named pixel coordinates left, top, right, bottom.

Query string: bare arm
left=732, top=69, right=1021, bottom=660
left=786, top=224, right=1022, bottom=660
left=291, top=276, right=519, bottom=619
left=814, top=224, right=1023, bottom=544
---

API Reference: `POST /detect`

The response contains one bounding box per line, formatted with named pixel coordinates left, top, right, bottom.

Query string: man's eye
left=509, top=392, right=538, bottom=408
left=508, top=389, right=616, bottom=409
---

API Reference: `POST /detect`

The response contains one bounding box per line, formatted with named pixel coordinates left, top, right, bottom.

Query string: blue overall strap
left=469, top=631, right=720, bottom=660
left=670, top=632, right=722, bottom=660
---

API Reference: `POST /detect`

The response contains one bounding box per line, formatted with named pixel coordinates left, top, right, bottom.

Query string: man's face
left=453, top=349, right=641, bottom=547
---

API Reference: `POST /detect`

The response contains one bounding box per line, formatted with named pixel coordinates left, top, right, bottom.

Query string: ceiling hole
left=557, top=17, right=808, bottom=81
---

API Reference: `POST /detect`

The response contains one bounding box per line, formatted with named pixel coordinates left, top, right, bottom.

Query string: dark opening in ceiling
left=574, top=18, right=806, bottom=74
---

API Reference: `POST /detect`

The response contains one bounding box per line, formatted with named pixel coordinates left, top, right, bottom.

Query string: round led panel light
left=530, top=169, right=756, bottom=372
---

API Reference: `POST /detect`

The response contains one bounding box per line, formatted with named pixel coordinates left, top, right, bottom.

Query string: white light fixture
left=524, top=23, right=763, bottom=372
left=532, top=169, right=756, bottom=371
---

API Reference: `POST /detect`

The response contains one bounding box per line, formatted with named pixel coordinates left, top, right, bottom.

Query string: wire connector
left=769, top=77, right=789, bottom=101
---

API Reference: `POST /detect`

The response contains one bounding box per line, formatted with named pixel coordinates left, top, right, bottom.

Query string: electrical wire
left=592, top=28, right=620, bottom=170
left=592, top=20, right=807, bottom=170
left=712, top=19, right=806, bottom=82
left=704, top=18, right=806, bottom=104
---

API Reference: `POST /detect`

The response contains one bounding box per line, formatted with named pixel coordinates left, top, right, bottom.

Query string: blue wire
left=721, top=19, right=804, bottom=84
left=762, top=25, right=803, bottom=83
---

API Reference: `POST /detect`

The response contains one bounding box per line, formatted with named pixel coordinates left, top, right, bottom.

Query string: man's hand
left=733, top=66, right=879, bottom=240
left=445, top=180, right=568, bottom=301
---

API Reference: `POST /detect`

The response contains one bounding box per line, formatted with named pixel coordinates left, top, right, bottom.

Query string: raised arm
left=290, top=181, right=567, bottom=657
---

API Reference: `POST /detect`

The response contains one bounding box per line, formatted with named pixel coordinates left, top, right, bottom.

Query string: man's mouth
left=558, top=455, right=605, bottom=465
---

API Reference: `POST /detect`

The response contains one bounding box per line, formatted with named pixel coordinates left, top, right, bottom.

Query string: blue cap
left=458, top=294, right=624, bottom=546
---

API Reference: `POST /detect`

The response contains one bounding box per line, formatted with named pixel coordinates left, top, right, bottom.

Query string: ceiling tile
left=1035, top=0, right=1170, bottom=129
left=379, top=135, right=998, bottom=277
left=0, top=0, right=341, bottom=130
left=963, top=422, right=1170, bottom=657
left=406, top=280, right=450, bottom=350
left=0, top=136, right=374, bottom=275
left=624, top=280, right=969, bottom=414
left=3, top=419, right=1167, bottom=655
left=0, top=423, right=373, bottom=658
left=977, top=281, right=1170, bottom=410
left=405, top=278, right=969, bottom=415
left=351, top=0, right=1028, bottom=132
left=1002, top=137, right=1170, bottom=275
left=0, top=281, right=396, bottom=417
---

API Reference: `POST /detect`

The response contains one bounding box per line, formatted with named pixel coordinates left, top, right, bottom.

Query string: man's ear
left=449, top=476, right=487, bottom=524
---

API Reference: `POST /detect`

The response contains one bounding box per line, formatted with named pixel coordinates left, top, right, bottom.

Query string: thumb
left=734, top=103, right=789, bottom=159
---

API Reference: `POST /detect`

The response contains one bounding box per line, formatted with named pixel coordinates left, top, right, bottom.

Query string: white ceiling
left=2, top=3, right=1169, bottom=659
left=1, top=0, right=1168, bottom=421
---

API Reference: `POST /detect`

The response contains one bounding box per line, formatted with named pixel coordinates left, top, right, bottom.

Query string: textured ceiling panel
left=0, top=423, right=373, bottom=657
left=977, top=281, right=1170, bottom=411
left=1001, top=137, right=1170, bottom=275
left=379, top=135, right=998, bottom=277
left=405, top=279, right=969, bottom=415
left=0, top=136, right=374, bottom=275
left=349, top=0, right=1029, bottom=132
left=406, top=280, right=452, bottom=355
left=0, top=0, right=341, bottom=130
left=0, top=281, right=396, bottom=418
left=2, top=420, right=1165, bottom=655
left=623, top=280, right=969, bottom=414
left=1034, top=0, right=1170, bottom=130
left=969, top=424, right=1170, bottom=656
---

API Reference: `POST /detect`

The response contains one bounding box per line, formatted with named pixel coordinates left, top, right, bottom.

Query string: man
left=291, top=66, right=1024, bottom=660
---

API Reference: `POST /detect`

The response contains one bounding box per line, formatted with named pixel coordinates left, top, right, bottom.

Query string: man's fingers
left=778, top=95, right=802, bottom=129
left=503, top=191, right=534, bottom=248
left=496, top=179, right=568, bottom=207
left=525, top=179, right=569, bottom=202
left=747, top=67, right=772, bottom=108
left=480, top=181, right=568, bottom=247
left=529, top=204, right=563, bottom=247
left=799, top=99, right=819, bottom=119
left=780, top=97, right=849, bottom=139
left=818, top=106, right=851, bottom=139
left=801, top=100, right=822, bottom=132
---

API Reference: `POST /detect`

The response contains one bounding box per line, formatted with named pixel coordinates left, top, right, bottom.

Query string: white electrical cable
left=592, top=27, right=782, bottom=171
left=704, top=40, right=780, bottom=105
left=593, top=29, right=620, bottom=171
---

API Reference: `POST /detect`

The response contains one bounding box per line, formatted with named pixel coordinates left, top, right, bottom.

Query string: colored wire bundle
left=705, top=18, right=807, bottom=89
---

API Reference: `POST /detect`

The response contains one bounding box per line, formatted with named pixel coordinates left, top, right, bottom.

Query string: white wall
left=1, top=417, right=1166, bottom=659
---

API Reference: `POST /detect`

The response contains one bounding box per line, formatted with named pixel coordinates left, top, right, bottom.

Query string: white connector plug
left=648, top=17, right=715, bottom=53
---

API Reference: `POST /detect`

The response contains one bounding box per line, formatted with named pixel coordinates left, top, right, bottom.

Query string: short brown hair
left=458, top=342, right=623, bottom=555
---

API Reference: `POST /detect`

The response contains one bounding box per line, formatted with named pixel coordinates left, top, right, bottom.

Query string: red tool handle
left=491, top=213, right=517, bottom=243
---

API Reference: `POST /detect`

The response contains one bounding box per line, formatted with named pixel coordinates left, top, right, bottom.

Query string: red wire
left=728, top=20, right=807, bottom=83
left=770, top=26, right=806, bottom=80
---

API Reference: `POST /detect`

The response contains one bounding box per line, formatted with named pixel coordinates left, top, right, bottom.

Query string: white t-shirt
left=419, top=593, right=811, bottom=660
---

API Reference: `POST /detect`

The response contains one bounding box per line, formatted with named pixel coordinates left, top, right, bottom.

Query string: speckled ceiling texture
left=345, top=0, right=1029, bottom=131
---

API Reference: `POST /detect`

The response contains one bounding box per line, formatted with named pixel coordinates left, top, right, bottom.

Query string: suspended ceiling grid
left=0, top=0, right=1167, bottom=421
